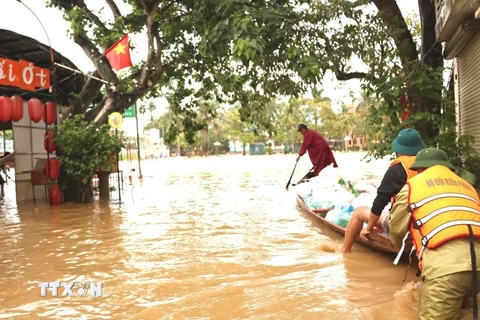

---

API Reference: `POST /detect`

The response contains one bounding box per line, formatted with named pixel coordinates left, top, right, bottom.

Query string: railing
left=108, top=170, right=125, bottom=197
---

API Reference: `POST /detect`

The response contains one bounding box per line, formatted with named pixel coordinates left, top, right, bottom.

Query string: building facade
left=436, top=1, right=480, bottom=150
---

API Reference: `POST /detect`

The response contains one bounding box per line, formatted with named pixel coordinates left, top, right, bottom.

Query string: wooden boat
left=296, top=194, right=399, bottom=253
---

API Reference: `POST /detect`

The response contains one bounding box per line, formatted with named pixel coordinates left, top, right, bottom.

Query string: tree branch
left=323, top=38, right=368, bottom=81
left=336, top=72, right=367, bottom=80
left=139, top=4, right=163, bottom=89
left=105, top=0, right=122, bottom=20
left=75, top=71, right=104, bottom=114
left=152, top=23, right=164, bottom=83
left=138, top=0, right=162, bottom=13
left=160, top=0, right=177, bottom=16
left=371, top=0, right=419, bottom=74
left=86, top=90, right=146, bottom=123
left=73, top=1, right=110, bottom=35
left=73, top=34, right=118, bottom=84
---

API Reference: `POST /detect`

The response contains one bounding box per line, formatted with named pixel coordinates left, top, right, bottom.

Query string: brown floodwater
left=0, top=153, right=476, bottom=319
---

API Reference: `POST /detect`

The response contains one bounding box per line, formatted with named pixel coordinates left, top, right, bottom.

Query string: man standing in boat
left=296, top=123, right=338, bottom=181
left=340, top=128, right=426, bottom=253
left=389, top=148, right=480, bottom=320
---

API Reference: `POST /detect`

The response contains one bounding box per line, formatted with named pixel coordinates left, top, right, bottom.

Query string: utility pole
left=134, top=102, right=143, bottom=178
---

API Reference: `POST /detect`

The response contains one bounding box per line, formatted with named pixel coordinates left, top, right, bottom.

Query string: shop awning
left=0, top=29, right=84, bottom=105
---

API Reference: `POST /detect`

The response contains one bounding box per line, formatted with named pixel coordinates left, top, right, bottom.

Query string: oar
left=292, top=166, right=315, bottom=187
left=285, top=158, right=299, bottom=190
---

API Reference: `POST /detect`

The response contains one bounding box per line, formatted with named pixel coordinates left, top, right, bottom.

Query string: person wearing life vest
left=389, top=148, right=480, bottom=320
left=340, top=128, right=425, bottom=253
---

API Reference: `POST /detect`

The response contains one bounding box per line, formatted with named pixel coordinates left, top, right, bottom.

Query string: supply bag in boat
left=325, top=204, right=354, bottom=228
left=302, top=193, right=334, bottom=210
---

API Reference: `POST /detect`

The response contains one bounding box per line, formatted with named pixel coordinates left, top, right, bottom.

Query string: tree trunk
left=412, top=0, right=444, bottom=139
left=76, top=178, right=94, bottom=203
left=372, top=0, right=443, bottom=141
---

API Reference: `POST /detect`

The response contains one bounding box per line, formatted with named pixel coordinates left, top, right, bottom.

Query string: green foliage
left=49, top=0, right=368, bottom=139
left=2, top=130, right=13, bottom=141
left=49, top=0, right=477, bottom=173
left=435, top=130, right=480, bottom=185
left=224, top=107, right=255, bottom=147
left=54, top=114, right=122, bottom=185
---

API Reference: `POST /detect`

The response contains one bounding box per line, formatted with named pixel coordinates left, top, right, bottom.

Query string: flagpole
left=113, top=89, right=122, bottom=203
left=134, top=102, right=143, bottom=178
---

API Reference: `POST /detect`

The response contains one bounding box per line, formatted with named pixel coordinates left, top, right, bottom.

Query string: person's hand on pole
left=296, top=155, right=300, bottom=162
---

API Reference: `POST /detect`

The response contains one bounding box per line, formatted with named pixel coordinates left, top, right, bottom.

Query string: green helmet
left=409, top=148, right=456, bottom=171
left=391, top=128, right=426, bottom=156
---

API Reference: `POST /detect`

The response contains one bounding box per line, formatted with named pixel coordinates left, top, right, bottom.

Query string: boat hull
left=296, top=194, right=400, bottom=253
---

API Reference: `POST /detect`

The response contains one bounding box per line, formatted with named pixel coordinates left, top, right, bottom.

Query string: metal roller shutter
left=457, top=31, right=480, bottom=151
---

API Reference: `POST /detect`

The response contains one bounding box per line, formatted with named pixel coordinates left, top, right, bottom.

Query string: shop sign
left=0, top=57, right=51, bottom=91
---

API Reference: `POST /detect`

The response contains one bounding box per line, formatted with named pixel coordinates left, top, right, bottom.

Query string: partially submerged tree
left=47, top=1, right=324, bottom=134
left=49, top=1, right=477, bottom=172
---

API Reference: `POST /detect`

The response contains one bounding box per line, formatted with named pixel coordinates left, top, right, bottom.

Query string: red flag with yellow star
left=105, top=35, right=132, bottom=72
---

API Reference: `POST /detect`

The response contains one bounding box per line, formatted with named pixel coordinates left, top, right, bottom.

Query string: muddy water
left=0, top=153, right=475, bottom=319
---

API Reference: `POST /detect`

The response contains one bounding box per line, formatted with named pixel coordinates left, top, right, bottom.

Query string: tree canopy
left=48, top=0, right=479, bottom=171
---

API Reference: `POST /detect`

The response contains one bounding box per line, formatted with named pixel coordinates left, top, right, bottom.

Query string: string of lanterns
left=0, top=95, right=61, bottom=205
left=0, top=96, right=57, bottom=124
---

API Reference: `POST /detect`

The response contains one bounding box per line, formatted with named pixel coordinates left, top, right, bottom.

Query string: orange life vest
left=406, top=165, right=480, bottom=270
left=389, top=155, right=418, bottom=204
left=389, top=155, right=417, bottom=180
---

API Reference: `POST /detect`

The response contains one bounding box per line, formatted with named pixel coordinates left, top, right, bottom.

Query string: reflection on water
left=0, top=153, right=474, bottom=319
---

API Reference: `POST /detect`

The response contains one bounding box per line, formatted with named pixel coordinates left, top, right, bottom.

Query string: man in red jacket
left=296, top=124, right=338, bottom=180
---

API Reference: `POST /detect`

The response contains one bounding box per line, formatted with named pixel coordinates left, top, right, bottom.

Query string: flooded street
left=0, top=153, right=475, bottom=319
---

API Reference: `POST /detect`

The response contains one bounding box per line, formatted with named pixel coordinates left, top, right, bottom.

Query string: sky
left=1, top=0, right=420, bottom=135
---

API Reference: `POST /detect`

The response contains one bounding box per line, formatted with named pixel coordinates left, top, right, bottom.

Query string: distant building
left=344, top=105, right=365, bottom=151
left=142, top=129, right=161, bottom=159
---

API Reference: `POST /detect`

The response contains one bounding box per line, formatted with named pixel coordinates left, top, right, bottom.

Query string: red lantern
left=28, top=98, right=43, bottom=123
left=0, top=96, right=12, bottom=122
left=44, top=101, right=56, bottom=124
left=10, top=95, right=24, bottom=121
left=48, top=183, right=62, bottom=206
left=45, top=158, right=60, bottom=180
left=44, top=130, right=56, bottom=153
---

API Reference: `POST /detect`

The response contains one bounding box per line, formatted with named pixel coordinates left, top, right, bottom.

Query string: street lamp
left=214, top=141, right=221, bottom=157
